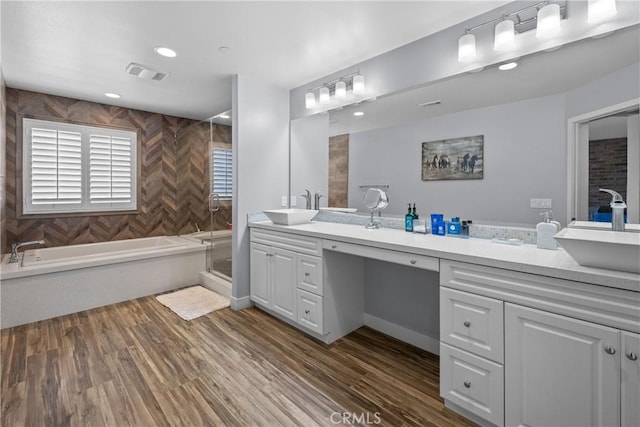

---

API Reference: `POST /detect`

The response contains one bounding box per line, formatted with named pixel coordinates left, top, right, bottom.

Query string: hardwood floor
left=1, top=295, right=476, bottom=427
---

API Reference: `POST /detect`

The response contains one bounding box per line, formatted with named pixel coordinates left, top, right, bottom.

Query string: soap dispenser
left=536, top=211, right=559, bottom=250
left=412, top=203, right=419, bottom=219
left=405, top=204, right=414, bottom=232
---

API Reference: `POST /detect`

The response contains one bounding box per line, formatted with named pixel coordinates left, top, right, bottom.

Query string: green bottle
left=412, top=203, right=419, bottom=219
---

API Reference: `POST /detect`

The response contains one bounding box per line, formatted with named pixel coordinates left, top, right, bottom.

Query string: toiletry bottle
left=412, top=203, right=419, bottom=219
left=536, top=211, right=559, bottom=250
left=405, top=204, right=414, bottom=232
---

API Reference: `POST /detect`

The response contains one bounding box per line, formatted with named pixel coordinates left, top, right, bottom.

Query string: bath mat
left=156, top=286, right=230, bottom=320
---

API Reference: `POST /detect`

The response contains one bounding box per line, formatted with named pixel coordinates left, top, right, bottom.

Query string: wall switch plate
left=281, top=196, right=288, bottom=207
left=530, top=198, right=552, bottom=209
left=290, top=196, right=297, bottom=207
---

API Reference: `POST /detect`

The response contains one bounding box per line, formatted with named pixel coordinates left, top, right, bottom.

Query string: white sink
left=568, top=221, right=640, bottom=233
left=554, top=227, right=640, bottom=273
left=263, top=209, right=318, bottom=225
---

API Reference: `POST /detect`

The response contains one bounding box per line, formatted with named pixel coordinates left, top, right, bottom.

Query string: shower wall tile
left=3, top=89, right=232, bottom=252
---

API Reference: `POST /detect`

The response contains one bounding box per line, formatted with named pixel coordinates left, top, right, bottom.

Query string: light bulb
left=458, top=33, right=476, bottom=62
left=494, top=19, right=515, bottom=51
left=536, top=3, right=561, bottom=38
left=305, top=91, right=316, bottom=109
left=352, top=74, right=365, bottom=95
left=588, top=0, right=617, bottom=24
left=319, top=86, right=331, bottom=105
left=335, top=80, right=347, bottom=99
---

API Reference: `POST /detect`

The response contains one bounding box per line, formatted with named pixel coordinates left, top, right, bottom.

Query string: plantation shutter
left=89, top=134, right=134, bottom=204
left=30, top=127, right=83, bottom=205
left=212, top=148, right=232, bottom=198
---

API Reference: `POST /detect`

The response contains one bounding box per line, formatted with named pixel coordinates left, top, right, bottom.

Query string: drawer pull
left=410, top=259, right=417, bottom=265
left=304, top=310, right=310, bottom=314
left=304, top=272, right=310, bottom=277
left=463, top=380, right=471, bottom=388
left=627, top=352, right=638, bottom=361
left=331, top=244, right=337, bottom=249
left=604, top=346, right=616, bottom=355
left=463, top=321, right=471, bottom=328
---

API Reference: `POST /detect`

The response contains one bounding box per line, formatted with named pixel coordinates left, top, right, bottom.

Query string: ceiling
left=1, top=0, right=510, bottom=121
left=328, top=25, right=640, bottom=136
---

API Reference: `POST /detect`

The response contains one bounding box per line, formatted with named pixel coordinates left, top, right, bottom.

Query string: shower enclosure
left=175, top=115, right=232, bottom=287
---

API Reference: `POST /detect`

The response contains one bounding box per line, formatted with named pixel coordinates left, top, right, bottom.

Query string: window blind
left=90, top=134, right=133, bottom=204
left=212, top=148, right=232, bottom=199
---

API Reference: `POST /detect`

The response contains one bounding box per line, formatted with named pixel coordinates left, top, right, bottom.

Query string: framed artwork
left=421, top=135, right=484, bottom=181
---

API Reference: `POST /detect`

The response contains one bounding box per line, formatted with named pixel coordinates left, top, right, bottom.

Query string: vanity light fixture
left=105, top=92, right=121, bottom=99
left=304, top=71, right=366, bottom=110
left=154, top=46, right=177, bottom=58
left=457, top=32, right=477, bottom=62
left=494, top=18, right=515, bottom=51
left=536, top=3, right=562, bottom=38
left=588, top=0, right=617, bottom=24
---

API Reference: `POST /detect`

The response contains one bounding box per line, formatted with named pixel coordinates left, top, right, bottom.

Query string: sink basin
left=568, top=221, right=640, bottom=233
left=263, top=209, right=319, bottom=225
left=554, top=228, right=640, bottom=273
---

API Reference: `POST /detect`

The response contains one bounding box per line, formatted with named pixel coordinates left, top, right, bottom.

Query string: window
left=211, top=148, right=233, bottom=199
left=22, top=118, right=138, bottom=215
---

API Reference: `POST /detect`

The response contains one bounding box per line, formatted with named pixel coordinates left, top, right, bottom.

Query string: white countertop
left=250, top=220, right=640, bottom=293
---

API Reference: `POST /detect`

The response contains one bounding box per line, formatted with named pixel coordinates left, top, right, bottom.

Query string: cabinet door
left=271, top=247, right=297, bottom=321
left=250, top=243, right=271, bottom=306
left=622, top=331, right=640, bottom=427
left=505, top=303, right=620, bottom=427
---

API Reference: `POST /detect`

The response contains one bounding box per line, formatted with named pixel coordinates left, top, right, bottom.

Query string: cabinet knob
left=410, top=259, right=417, bottom=265
left=627, top=352, right=638, bottom=361
left=304, top=272, right=310, bottom=277
left=604, top=346, right=616, bottom=355
left=304, top=310, right=310, bottom=314
left=463, top=321, right=471, bottom=328
left=331, top=244, right=337, bottom=249
left=463, top=380, right=471, bottom=388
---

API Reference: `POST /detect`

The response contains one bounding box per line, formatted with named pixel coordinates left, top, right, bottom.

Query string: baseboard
left=364, top=313, right=440, bottom=355
left=231, top=295, right=252, bottom=310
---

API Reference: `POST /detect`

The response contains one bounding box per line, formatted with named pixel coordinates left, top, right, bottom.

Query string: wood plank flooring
left=1, top=296, right=476, bottom=427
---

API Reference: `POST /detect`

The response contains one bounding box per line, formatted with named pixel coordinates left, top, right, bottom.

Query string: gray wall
left=290, top=114, right=329, bottom=207
left=232, top=75, right=290, bottom=306
left=348, top=93, right=567, bottom=226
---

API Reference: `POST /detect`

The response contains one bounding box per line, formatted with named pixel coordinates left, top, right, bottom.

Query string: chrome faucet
left=314, top=191, right=323, bottom=210
left=301, top=189, right=312, bottom=210
left=599, top=188, right=626, bottom=232
left=9, top=240, right=45, bottom=263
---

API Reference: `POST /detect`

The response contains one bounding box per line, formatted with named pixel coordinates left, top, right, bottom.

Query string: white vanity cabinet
left=622, top=331, right=640, bottom=427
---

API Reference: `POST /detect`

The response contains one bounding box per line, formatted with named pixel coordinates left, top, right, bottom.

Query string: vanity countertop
left=249, top=220, right=640, bottom=293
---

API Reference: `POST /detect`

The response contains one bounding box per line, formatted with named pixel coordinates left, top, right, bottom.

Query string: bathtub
left=1, top=236, right=206, bottom=328
left=181, top=230, right=232, bottom=299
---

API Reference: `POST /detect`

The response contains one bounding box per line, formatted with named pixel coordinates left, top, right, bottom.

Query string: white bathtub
left=1, top=236, right=207, bottom=328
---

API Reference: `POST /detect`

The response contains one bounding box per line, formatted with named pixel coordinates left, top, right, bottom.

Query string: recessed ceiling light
left=353, top=111, right=364, bottom=116
left=104, top=92, right=121, bottom=99
left=498, top=62, right=518, bottom=71
left=154, top=46, right=177, bottom=58
left=219, top=114, right=230, bottom=119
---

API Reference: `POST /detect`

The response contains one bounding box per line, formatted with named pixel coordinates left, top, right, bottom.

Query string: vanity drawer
left=323, top=240, right=439, bottom=272
left=297, top=289, right=324, bottom=335
left=440, top=287, right=504, bottom=363
left=440, top=343, right=504, bottom=427
left=297, top=254, right=323, bottom=296
left=250, top=228, right=322, bottom=256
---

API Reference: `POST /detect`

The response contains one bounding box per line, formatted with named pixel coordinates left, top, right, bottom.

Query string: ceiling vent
left=126, top=62, right=169, bottom=81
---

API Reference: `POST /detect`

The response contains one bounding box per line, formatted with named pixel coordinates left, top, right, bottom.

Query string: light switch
left=281, top=196, right=288, bottom=207
left=530, top=198, right=552, bottom=209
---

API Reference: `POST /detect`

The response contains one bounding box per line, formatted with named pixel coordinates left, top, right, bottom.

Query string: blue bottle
left=405, top=204, right=414, bottom=232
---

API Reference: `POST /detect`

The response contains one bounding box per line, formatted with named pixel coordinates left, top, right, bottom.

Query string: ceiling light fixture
left=105, top=92, right=121, bottom=99
left=353, top=111, right=364, bottom=116
left=494, top=18, right=515, bottom=51
left=498, top=61, right=518, bottom=71
left=588, top=0, right=617, bottom=24
left=536, top=3, right=562, bottom=38
left=304, top=71, right=367, bottom=110
left=154, top=46, right=177, bottom=58
left=219, top=114, right=230, bottom=119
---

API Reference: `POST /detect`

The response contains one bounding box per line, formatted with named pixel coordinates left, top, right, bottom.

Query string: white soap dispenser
left=537, top=211, right=559, bottom=250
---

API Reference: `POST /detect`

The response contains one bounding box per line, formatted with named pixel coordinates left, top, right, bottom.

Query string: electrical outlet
left=290, top=196, right=297, bottom=207
left=530, top=198, right=552, bottom=209
left=281, top=196, right=288, bottom=207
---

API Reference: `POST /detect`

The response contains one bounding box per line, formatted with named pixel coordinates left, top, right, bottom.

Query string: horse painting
left=421, top=135, right=483, bottom=181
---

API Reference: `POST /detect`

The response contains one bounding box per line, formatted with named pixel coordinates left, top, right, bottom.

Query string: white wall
left=232, top=75, right=290, bottom=308
left=290, top=114, right=329, bottom=207
left=348, top=94, right=567, bottom=226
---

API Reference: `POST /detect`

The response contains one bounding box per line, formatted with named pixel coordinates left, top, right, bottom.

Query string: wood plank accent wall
left=3, top=89, right=231, bottom=252
left=328, top=134, right=349, bottom=208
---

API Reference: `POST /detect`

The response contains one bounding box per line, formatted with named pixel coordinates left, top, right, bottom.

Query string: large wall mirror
left=290, top=24, right=639, bottom=226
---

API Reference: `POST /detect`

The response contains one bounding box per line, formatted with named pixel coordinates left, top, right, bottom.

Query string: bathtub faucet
left=9, top=240, right=45, bottom=263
